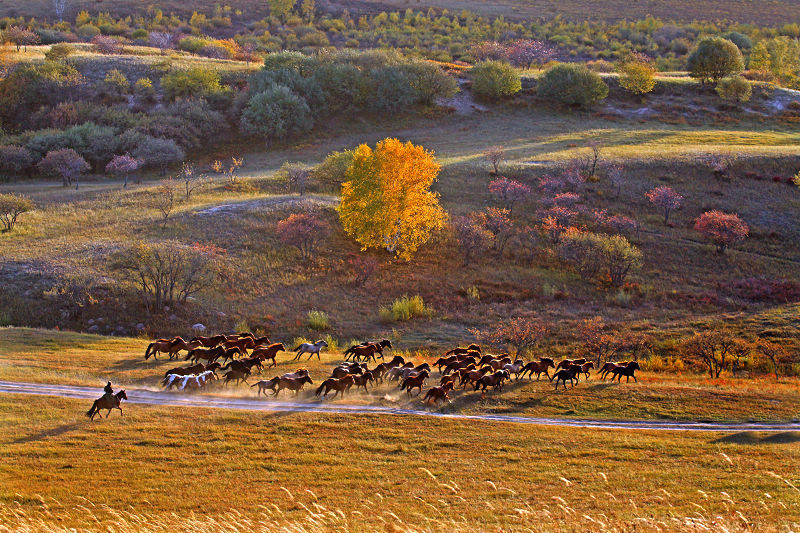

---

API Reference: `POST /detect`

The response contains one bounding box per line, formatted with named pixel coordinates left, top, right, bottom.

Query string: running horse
left=293, top=340, right=328, bottom=361
left=86, top=390, right=128, bottom=420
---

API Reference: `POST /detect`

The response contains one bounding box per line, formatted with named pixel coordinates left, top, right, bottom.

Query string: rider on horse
left=103, top=381, right=113, bottom=395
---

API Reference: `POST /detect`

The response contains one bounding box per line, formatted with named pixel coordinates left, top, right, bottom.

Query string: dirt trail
left=3, top=381, right=799, bottom=432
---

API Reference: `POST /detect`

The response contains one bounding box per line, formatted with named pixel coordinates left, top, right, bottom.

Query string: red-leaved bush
left=488, top=177, right=531, bottom=214
left=276, top=213, right=331, bottom=260
left=694, top=210, right=749, bottom=253
left=645, top=186, right=683, bottom=224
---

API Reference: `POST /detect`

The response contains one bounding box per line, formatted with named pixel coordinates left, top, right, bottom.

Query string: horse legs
left=117, top=406, right=123, bottom=417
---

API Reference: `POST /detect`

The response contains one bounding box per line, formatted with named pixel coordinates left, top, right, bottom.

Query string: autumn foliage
left=693, top=210, right=749, bottom=253
left=338, top=138, right=447, bottom=260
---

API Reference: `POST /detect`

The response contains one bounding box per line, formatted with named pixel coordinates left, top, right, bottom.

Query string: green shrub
left=557, top=230, right=642, bottom=287
left=687, top=37, right=744, bottom=84
left=537, top=63, right=609, bottom=106
left=161, top=67, right=226, bottom=102
left=103, top=69, right=130, bottom=95
left=311, top=149, right=354, bottom=190
left=617, top=60, right=656, bottom=96
left=134, top=77, right=155, bottom=100
left=470, top=60, right=521, bottom=101
left=306, top=309, right=330, bottom=330
left=44, top=43, right=75, bottom=62
left=716, top=75, right=752, bottom=103
left=724, top=31, right=752, bottom=51
left=77, top=24, right=101, bottom=40
left=379, top=295, right=433, bottom=322
left=240, top=84, right=314, bottom=144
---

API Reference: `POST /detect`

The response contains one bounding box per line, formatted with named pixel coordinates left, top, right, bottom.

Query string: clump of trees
left=338, top=138, right=447, bottom=260
left=37, top=148, right=90, bottom=189
left=113, top=241, right=222, bottom=312
left=537, top=63, right=609, bottom=106
left=694, top=211, right=749, bottom=253
left=471, top=316, right=550, bottom=356
left=470, top=60, right=521, bottom=101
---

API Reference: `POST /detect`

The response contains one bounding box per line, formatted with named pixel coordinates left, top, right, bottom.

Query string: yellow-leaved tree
left=338, top=138, right=448, bottom=260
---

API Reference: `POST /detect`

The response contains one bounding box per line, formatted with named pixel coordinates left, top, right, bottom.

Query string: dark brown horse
left=610, top=361, right=641, bottom=382
left=315, top=375, right=355, bottom=399
left=556, top=358, right=587, bottom=370
left=400, top=369, right=430, bottom=397
left=423, top=381, right=454, bottom=405
left=273, top=375, right=314, bottom=396
left=519, top=358, right=555, bottom=380
left=185, top=346, right=226, bottom=364
left=223, top=336, right=255, bottom=355
left=223, top=368, right=250, bottom=386
left=86, top=390, right=127, bottom=420
left=475, top=369, right=510, bottom=393
left=552, top=366, right=581, bottom=390
left=190, top=334, right=227, bottom=348
left=445, top=344, right=481, bottom=356
left=146, top=337, right=200, bottom=360
left=164, top=363, right=204, bottom=378
left=599, top=360, right=631, bottom=380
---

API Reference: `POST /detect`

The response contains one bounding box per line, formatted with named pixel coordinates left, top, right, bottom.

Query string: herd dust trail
left=1, top=380, right=799, bottom=432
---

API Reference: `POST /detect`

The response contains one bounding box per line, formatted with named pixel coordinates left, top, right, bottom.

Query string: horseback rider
left=103, top=381, right=113, bottom=395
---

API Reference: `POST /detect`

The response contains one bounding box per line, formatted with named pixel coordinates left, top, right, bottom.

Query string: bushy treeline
left=3, top=4, right=800, bottom=70
left=240, top=49, right=457, bottom=143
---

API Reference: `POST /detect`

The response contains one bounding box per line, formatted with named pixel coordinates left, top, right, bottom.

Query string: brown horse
left=223, top=336, right=255, bottom=355
left=86, top=390, right=128, bottom=420
left=251, top=377, right=280, bottom=397
left=146, top=337, right=200, bottom=360
left=489, top=357, right=513, bottom=371
left=352, top=371, right=375, bottom=393
left=578, top=361, right=594, bottom=379
left=552, top=366, right=581, bottom=390
left=274, top=375, right=314, bottom=396
left=445, top=344, right=481, bottom=356
left=439, top=374, right=457, bottom=387
left=610, top=361, right=641, bottom=382
left=315, top=375, right=355, bottom=399
left=519, top=358, right=555, bottom=380
left=186, top=346, right=226, bottom=364
left=556, top=358, right=587, bottom=370
left=443, top=357, right=478, bottom=375
left=219, top=347, right=244, bottom=363
left=223, top=357, right=263, bottom=375
left=400, top=369, right=430, bottom=397
left=475, top=369, right=510, bottom=393
left=333, top=362, right=365, bottom=379
left=164, top=363, right=204, bottom=378
left=599, top=361, right=631, bottom=379
left=423, top=381, right=454, bottom=405
left=459, top=366, right=490, bottom=389
left=251, top=343, right=285, bottom=368
left=190, top=334, right=227, bottom=348
left=223, top=368, right=250, bottom=386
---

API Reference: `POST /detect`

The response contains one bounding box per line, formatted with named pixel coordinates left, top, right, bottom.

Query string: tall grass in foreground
left=0, top=487, right=779, bottom=533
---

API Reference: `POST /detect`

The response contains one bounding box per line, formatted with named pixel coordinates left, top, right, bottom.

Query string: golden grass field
left=1, top=390, right=799, bottom=532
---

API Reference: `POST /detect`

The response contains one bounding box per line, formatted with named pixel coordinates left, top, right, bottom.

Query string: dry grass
left=0, top=394, right=798, bottom=531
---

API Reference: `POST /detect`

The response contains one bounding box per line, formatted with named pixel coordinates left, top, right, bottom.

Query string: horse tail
left=314, top=382, right=326, bottom=396
left=145, top=343, right=154, bottom=360
left=293, top=345, right=302, bottom=351
left=250, top=381, right=260, bottom=387
left=86, top=401, right=97, bottom=418
left=184, top=350, right=193, bottom=361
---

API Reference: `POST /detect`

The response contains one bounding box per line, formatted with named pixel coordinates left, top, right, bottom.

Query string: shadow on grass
left=712, top=431, right=800, bottom=445
left=11, top=422, right=84, bottom=444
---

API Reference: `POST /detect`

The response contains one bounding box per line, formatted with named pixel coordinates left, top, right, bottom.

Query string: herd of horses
left=144, top=334, right=642, bottom=407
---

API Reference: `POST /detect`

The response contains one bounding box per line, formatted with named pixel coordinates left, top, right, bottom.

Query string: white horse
left=163, top=370, right=217, bottom=391
left=293, top=340, right=328, bottom=361
left=502, top=359, right=526, bottom=381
